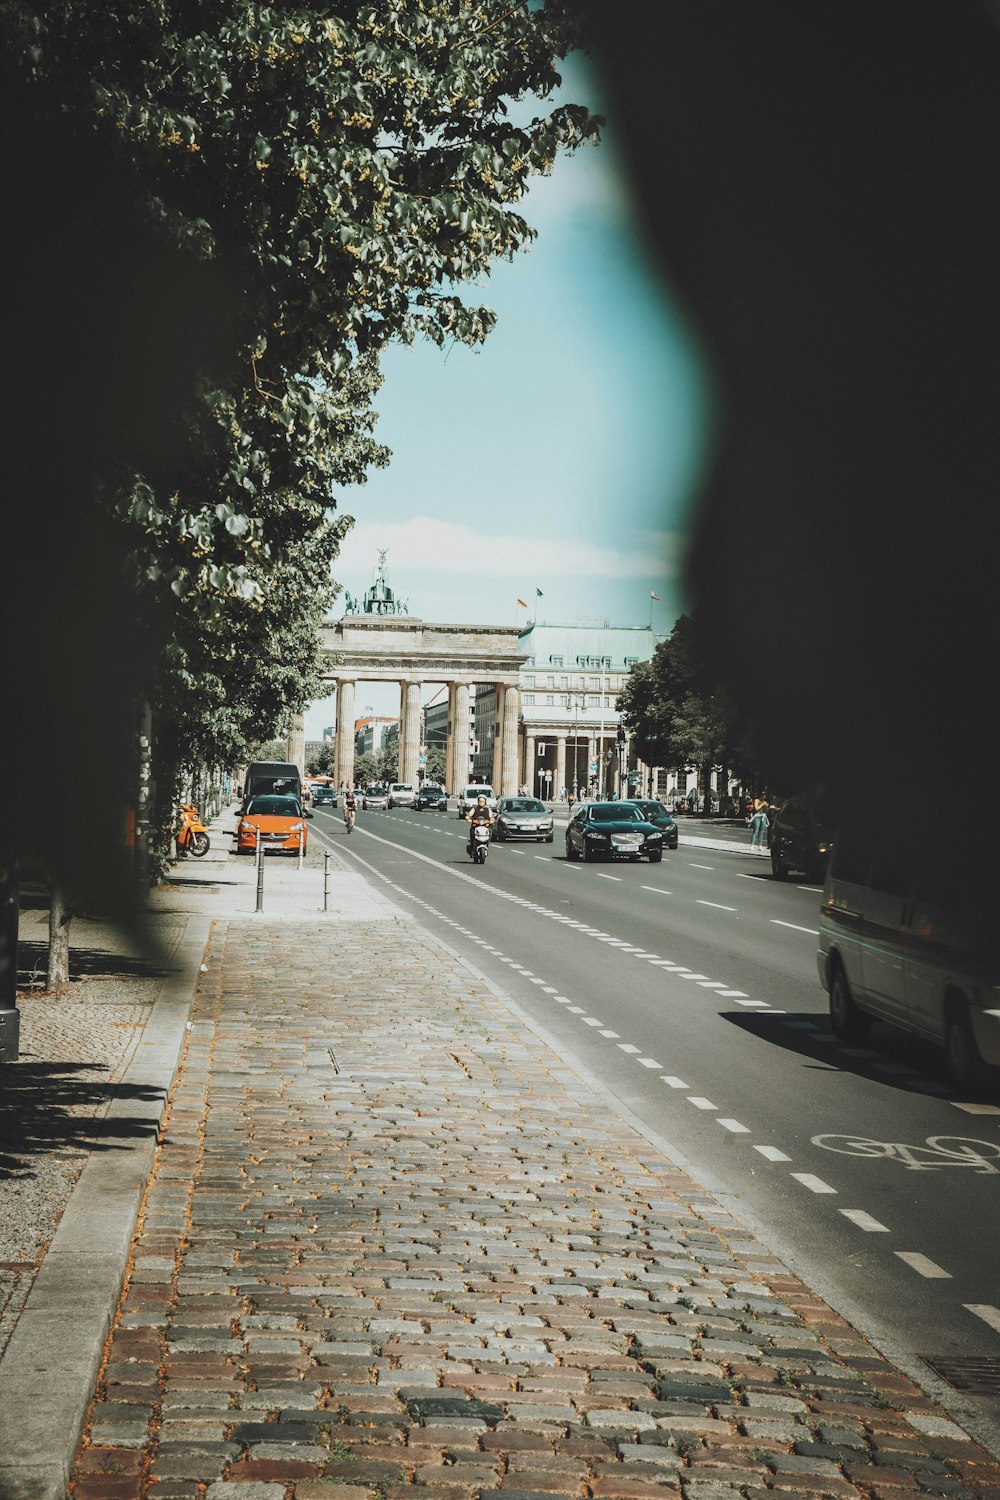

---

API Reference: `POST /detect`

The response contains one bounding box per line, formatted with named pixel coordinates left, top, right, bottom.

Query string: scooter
left=468, top=822, right=491, bottom=864
left=176, top=803, right=210, bottom=858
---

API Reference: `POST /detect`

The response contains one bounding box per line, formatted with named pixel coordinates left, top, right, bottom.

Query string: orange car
left=237, top=793, right=309, bottom=855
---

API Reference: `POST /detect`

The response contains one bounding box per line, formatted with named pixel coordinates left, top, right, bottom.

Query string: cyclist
left=343, top=785, right=358, bottom=833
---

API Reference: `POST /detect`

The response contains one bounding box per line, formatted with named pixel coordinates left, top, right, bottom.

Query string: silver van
left=817, top=831, right=1000, bottom=1089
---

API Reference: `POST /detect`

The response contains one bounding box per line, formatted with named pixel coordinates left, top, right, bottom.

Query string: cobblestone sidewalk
left=70, top=914, right=1000, bottom=1500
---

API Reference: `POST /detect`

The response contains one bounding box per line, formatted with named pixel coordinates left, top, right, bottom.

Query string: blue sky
left=307, top=56, right=712, bottom=736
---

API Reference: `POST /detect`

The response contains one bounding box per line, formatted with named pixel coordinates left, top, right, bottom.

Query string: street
left=312, top=803, right=1000, bottom=1433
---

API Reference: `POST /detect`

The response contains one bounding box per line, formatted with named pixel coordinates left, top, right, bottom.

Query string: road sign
left=588, top=760, right=597, bottom=774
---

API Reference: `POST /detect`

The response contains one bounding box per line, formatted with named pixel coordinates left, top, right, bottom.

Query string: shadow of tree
left=0, top=1060, right=164, bottom=1176
left=16, top=942, right=169, bottom=984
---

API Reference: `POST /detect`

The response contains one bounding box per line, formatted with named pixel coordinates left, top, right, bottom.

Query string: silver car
left=495, top=796, right=554, bottom=843
left=387, top=782, right=416, bottom=809
left=362, top=784, right=389, bottom=810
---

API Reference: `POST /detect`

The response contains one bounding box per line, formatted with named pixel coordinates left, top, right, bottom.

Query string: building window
left=524, top=694, right=535, bottom=705
left=524, top=675, right=535, bottom=688
left=544, top=694, right=554, bottom=706
left=625, top=656, right=638, bottom=667
left=560, top=694, right=569, bottom=706
left=559, top=675, right=568, bottom=689
left=545, top=674, right=555, bottom=689
left=588, top=676, right=600, bottom=690
left=549, top=655, right=564, bottom=667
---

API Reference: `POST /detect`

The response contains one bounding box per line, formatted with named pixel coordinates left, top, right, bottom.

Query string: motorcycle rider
left=465, top=793, right=494, bottom=855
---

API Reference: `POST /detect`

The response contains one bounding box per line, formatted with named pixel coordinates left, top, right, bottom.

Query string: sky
left=306, top=55, right=712, bottom=738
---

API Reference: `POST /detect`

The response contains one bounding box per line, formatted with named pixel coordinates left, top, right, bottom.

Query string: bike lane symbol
left=811, top=1134, right=1000, bottom=1174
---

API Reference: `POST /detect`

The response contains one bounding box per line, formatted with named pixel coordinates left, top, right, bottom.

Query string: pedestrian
left=748, top=801, right=769, bottom=852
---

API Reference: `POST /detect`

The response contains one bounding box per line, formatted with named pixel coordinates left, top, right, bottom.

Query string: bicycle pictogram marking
left=811, top=1134, right=1000, bottom=1174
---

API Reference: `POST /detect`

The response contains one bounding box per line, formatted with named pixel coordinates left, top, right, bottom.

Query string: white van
left=817, top=830, right=1000, bottom=1090
left=458, top=784, right=498, bottom=817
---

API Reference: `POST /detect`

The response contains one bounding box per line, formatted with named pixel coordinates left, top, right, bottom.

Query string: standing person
left=748, top=800, right=769, bottom=852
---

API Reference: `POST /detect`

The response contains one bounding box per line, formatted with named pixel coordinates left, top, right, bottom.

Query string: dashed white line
left=637, top=1057, right=663, bottom=1070
left=841, top=1209, right=890, bottom=1232
left=771, top=919, right=821, bottom=936
left=690, top=863, right=714, bottom=870
left=697, top=900, right=737, bottom=912
left=680, top=973, right=711, bottom=982
left=596, top=874, right=622, bottom=882
left=567, top=1005, right=585, bottom=1014
left=733, top=997, right=767, bottom=1007
left=582, top=1017, right=604, bottom=1027
left=662, top=1076, right=688, bottom=1089
left=792, top=1173, right=837, bottom=1194
left=718, top=1119, right=750, bottom=1134
left=896, top=1253, right=951, bottom=1279
left=688, top=1096, right=718, bottom=1110
left=599, top=1029, right=620, bottom=1039
left=965, top=1304, right=1000, bottom=1332
left=755, top=1145, right=791, bottom=1162
left=641, top=886, right=672, bottom=895
left=618, top=1043, right=641, bottom=1054
left=698, top=980, right=730, bottom=989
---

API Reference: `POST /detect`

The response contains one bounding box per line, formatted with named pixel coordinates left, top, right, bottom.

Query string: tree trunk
left=47, top=883, right=72, bottom=991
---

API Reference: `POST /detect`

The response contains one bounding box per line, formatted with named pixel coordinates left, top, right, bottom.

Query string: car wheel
left=546, top=834, right=554, bottom=843
left=566, top=842, right=579, bottom=861
left=829, top=963, right=869, bottom=1041
left=946, top=999, right=985, bottom=1091
left=648, top=851, right=663, bottom=863
left=583, top=842, right=595, bottom=863
left=771, top=845, right=788, bottom=879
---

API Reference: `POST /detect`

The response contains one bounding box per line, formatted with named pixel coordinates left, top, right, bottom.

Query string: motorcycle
left=468, top=821, right=491, bottom=864
left=176, top=802, right=210, bottom=858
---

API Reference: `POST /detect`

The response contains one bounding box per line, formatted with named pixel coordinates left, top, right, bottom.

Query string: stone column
left=525, top=734, right=536, bottom=797
left=555, top=734, right=567, bottom=800
left=335, top=678, right=356, bottom=789
left=453, top=681, right=471, bottom=791
left=491, top=685, right=505, bottom=790
left=285, top=712, right=305, bottom=776
left=501, top=685, right=520, bottom=796
left=402, top=681, right=422, bottom=785
left=396, top=681, right=407, bottom=780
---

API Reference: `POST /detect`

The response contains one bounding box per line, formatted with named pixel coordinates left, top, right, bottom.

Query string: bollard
left=323, top=850, right=330, bottom=911
left=255, top=830, right=264, bottom=913
left=298, top=832, right=305, bottom=872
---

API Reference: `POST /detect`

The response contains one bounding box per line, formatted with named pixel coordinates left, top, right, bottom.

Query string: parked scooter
left=176, top=802, right=210, bottom=858
left=468, top=822, right=491, bottom=865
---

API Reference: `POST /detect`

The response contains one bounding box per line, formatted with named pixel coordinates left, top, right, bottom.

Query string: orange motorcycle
left=176, top=802, right=210, bottom=858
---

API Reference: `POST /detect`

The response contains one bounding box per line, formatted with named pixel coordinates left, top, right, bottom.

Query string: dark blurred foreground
left=587, top=0, right=1000, bottom=874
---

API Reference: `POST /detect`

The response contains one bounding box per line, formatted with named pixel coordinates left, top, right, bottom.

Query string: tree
left=618, top=615, right=756, bottom=806
left=423, top=747, right=447, bottom=784
left=1, top=1, right=599, bottom=897
left=306, top=744, right=334, bottom=777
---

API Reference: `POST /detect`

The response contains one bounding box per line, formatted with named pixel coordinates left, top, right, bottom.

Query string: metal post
left=298, top=832, right=304, bottom=872
left=255, top=830, right=264, bottom=913
left=323, top=850, right=330, bottom=911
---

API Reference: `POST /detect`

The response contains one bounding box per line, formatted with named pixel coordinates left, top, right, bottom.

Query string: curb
left=0, top=913, right=212, bottom=1500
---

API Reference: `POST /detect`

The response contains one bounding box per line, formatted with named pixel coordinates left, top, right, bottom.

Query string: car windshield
left=393, top=785, right=412, bottom=792
left=635, top=801, right=669, bottom=818
left=246, top=795, right=300, bottom=816
left=504, top=799, right=546, bottom=813
left=588, top=804, right=641, bottom=824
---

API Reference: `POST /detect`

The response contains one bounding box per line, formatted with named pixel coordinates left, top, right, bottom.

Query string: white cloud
left=333, top=516, right=680, bottom=583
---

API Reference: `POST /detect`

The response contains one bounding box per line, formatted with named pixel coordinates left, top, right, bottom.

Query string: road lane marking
left=597, top=874, right=622, bottom=882
left=641, top=886, right=672, bottom=895
left=541, top=985, right=559, bottom=993
left=771, top=919, right=821, bottom=936
left=618, top=1043, right=641, bottom=1054
left=582, top=1018, right=604, bottom=1027
left=567, top=1006, right=585, bottom=1014
left=952, top=1102, right=1000, bottom=1115
left=662, top=1076, right=688, bottom=1089
left=697, top=900, right=737, bottom=912
left=792, top=1173, right=837, bottom=1193
left=599, top=1029, right=620, bottom=1038
left=896, top=1253, right=951, bottom=1278
left=841, top=1210, right=890, bottom=1231
left=688, top=1096, right=717, bottom=1110
left=698, top=980, right=730, bottom=989
left=690, top=863, right=714, bottom=870
left=734, top=998, right=769, bottom=1008
left=718, top=1119, right=750, bottom=1133
left=966, top=1304, right=1000, bottom=1332
left=637, top=1058, right=663, bottom=1069
left=680, top=973, right=711, bottom=982
left=649, top=960, right=685, bottom=968
left=755, top=1145, right=791, bottom=1162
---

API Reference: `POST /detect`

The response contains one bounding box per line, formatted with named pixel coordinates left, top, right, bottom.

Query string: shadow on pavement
left=16, top=942, right=170, bottom=984
left=0, top=1062, right=164, bottom=1175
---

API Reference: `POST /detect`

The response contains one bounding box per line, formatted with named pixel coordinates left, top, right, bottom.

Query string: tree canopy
left=1, top=1, right=598, bottom=887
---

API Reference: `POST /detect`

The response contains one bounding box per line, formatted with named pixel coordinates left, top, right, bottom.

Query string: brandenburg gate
left=318, top=615, right=527, bottom=795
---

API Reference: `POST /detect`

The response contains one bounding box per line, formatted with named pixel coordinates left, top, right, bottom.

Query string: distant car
left=388, top=782, right=416, bottom=809
left=416, top=783, right=448, bottom=810
left=565, top=802, right=663, bottom=863
left=628, top=798, right=679, bottom=850
left=458, top=784, right=498, bottom=817
left=495, top=796, right=554, bottom=843
left=362, top=784, right=389, bottom=810
left=237, top=793, right=309, bottom=856
left=769, top=793, right=835, bottom=883
left=311, top=784, right=336, bottom=807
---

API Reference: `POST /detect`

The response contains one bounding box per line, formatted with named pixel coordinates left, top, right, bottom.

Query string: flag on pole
left=650, top=591, right=661, bottom=601
left=516, top=598, right=527, bottom=608
left=536, top=587, right=544, bottom=597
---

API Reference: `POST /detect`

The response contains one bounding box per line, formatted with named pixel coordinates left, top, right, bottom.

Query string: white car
left=387, top=782, right=416, bottom=809
left=458, top=784, right=498, bottom=817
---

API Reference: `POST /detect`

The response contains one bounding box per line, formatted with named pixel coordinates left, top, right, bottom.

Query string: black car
left=769, top=793, right=836, bottom=882
left=566, top=802, right=664, bottom=863
left=628, top=798, right=679, bottom=850
left=415, top=783, right=448, bottom=810
left=311, top=784, right=336, bottom=807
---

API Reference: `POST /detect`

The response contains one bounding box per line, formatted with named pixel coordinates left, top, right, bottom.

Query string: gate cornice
left=319, top=616, right=527, bottom=684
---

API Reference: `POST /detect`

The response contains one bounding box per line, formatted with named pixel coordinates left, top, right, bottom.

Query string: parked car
left=362, top=784, right=389, bottom=810
left=388, top=782, right=416, bottom=809
left=565, top=802, right=663, bottom=863
left=495, top=796, right=555, bottom=843
left=416, top=783, right=448, bottom=810
left=818, top=830, right=1000, bottom=1090
left=769, top=793, right=835, bottom=882
left=457, top=784, right=498, bottom=817
left=237, top=793, right=310, bottom=856
left=311, top=784, right=336, bottom=807
left=628, top=798, right=679, bottom=850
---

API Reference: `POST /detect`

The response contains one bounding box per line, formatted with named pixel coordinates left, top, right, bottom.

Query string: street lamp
left=568, top=692, right=583, bottom=798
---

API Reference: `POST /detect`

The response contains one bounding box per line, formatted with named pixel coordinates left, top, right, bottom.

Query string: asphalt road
left=310, top=801, right=1000, bottom=1440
